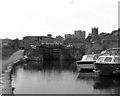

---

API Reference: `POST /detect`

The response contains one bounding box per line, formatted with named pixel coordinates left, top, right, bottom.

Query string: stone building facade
left=74, top=30, right=86, bottom=40
left=2, top=39, right=12, bottom=47
left=65, top=34, right=75, bottom=40
left=54, top=35, right=63, bottom=43
left=91, top=27, right=99, bottom=43
left=22, top=34, right=64, bottom=49
left=23, top=34, right=54, bottom=49
left=64, top=30, right=86, bottom=40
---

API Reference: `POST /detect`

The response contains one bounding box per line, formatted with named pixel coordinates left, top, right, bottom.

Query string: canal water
left=11, top=61, right=120, bottom=94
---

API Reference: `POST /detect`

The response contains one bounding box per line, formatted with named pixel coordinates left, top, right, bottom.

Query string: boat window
left=114, top=57, right=120, bottom=63
left=117, top=50, right=120, bottom=55
left=93, top=55, right=99, bottom=60
left=81, top=55, right=87, bottom=60
left=97, top=57, right=104, bottom=62
left=104, top=57, right=112, bottom=62
left=86, top=56, right=93, bottom=60
left=111, top=50, right=117, bottom=55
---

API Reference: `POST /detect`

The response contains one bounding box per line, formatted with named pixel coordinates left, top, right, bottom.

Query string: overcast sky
left=0, top=0, right=119, bottom=39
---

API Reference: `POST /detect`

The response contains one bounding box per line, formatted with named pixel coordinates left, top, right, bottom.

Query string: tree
left=86, top=34, right=92, bottom=42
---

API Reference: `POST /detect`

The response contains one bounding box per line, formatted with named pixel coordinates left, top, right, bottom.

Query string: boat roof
left=98, top=55, right=120, bottom=58
left=106, top=48, right=120, bottom=50
left=84, top=54, right=100, bottom=56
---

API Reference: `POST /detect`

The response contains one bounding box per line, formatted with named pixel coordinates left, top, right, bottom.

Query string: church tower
left=91, top=27, right=99, bottom=42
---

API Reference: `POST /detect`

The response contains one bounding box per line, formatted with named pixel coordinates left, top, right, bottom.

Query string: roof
left=109, top=48, right=120, bottom=50
left=23, top=36, right=48, bottom=38
left=23, top=36, right=54, bottom=39
left=99, top=55, right=120, bottom=58
left=84, top=54, right=100, bottom=56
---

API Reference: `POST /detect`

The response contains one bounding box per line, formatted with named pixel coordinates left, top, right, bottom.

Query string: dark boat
left=94, top=55, right=120, bottom=76
left=101, top=48, right=120, bottom=55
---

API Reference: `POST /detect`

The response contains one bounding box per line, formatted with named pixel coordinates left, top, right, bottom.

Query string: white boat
left=94, top=55, right=120, bottom=76
left=101, top=48, right=120, bottom=55
left=76, top=54, right=100, bottom=72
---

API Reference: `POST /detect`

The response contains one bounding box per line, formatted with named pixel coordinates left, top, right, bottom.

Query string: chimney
left=47, top=34, right=52, bottom=38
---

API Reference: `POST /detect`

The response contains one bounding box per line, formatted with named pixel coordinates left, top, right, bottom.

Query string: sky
left=0, top=0, right=119, bottom=39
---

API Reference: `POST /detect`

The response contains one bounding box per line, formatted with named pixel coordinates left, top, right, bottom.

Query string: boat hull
left=94, top=63, right=120, bottom=76
left=76, top=61, right=95, bottom=72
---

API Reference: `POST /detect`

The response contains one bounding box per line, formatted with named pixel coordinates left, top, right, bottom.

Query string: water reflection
left=93, top=77, right=120, bottom=94
left=77, top=72, right=120, bottom=94
left=21, top=60, right=77, bottom=71
left=11, top=60, right=120, bottom=94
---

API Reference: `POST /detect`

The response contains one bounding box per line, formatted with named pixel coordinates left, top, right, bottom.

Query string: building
left=54, top=35, right=64, bottom=43
left=0, top=39, right=2, bottom=47
left=74, top=30, right=86, bottom=40
left=23, top=34, right=54, bottom=49
left=2, top=39, right=12, bottom=47
left=91, top=27, right=99, bottom=43
left=64, top=30, right=86, bottom=40
left=19, top=40, right=24, bottom=49
left=65, top=34, right=75, bottom=40
left=64, top=38, right=85, bottom=48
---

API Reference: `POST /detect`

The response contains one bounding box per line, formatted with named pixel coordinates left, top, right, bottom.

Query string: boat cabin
left=96, top=55, right=120, bottom=64
left=81, top=54, right=100, bottom=61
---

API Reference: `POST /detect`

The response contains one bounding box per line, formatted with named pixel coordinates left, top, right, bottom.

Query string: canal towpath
left=0, top=50, right=24, bottom=95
